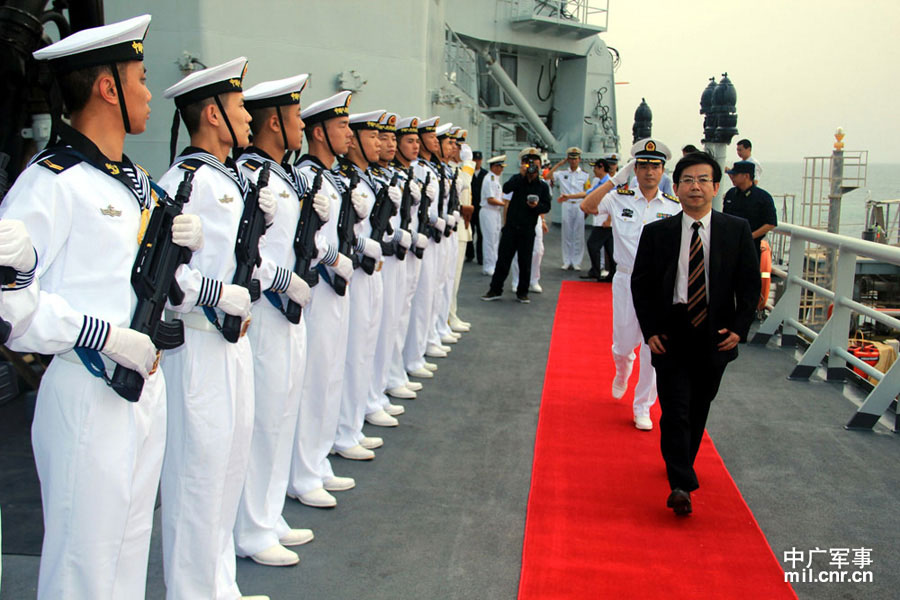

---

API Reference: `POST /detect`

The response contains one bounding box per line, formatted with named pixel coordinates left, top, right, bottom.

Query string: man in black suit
left=631, top=152, right=760, bottom=516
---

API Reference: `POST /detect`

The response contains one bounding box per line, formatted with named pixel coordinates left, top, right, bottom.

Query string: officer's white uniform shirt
left=480, top=171, right=503, bottom=212
left=595, top=186, right=681, bottom=271
left=552, top=166, right=591, bottom=200
left=746, top=155, right=763, bottom=181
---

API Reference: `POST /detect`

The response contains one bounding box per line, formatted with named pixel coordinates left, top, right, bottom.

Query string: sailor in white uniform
left=158, top=57, right=274, bottom=600
left=479, top=155, right=507, bottom=277
left=333, top=109, right=391, bottom=451
left=434, top=126, right=464, bottom=345
left=0, top=16, right=204, bottom=599
left=287, top=91, right=356, bottom=509
left=581, top=139, right=682, bottom=432
left=448, top=131, right=474, bottom=333
left=548, top=146, right=592, bottom=270
left=403, top=117, right=444, bottom=379
left=233, top=74, right=329, bottom=568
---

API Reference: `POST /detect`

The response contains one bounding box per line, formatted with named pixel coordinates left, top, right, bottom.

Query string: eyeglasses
left=678, top=176, right=715, bottom=185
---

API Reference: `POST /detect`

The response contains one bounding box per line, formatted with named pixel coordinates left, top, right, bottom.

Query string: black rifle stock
left=433, top=166, right=445, bottom=242
left=361, top=171, right=399, bottom=274
left=395, top=167, right=413, bottom=260
left=446, top=169, right=459, bottom=235
left=333, top=166, right=359, bottom=296
left=415, top=171, right=432, bottom=259
left=222, top=162, right=270, bottom=343
left=110, top=171, right=195, bottom=402
left=284, top=168, right=324, bottom=324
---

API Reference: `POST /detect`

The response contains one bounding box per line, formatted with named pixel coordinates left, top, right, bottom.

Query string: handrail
left=752, top=222, right=900, bottom=432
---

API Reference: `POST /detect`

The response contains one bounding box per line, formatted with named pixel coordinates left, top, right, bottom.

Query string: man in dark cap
left=723, top=160, right=777, bottom=256
left=467, top=150, right=486, bottom=263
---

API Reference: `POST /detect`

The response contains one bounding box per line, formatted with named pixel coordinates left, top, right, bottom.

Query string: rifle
left=222, top=162, right=270, bottom=343
left=110, top=172, right=195, bottom=401
left=433, top=165, right=445, bottom=242
left=362, top=170, right=399, bottom=274
left=415, top=172, right=432, bottom=259
left=0, top=266, right=17, bottom=344
left=283, top=168, right=324, bottom=324
left=445, top=168, right=459, bottom=236
left=395, top=167, right=413, bottom=261
left=333, top=166, right=359, bottom=296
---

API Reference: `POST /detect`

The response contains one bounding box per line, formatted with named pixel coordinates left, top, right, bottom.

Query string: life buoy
left=759, top=239, right=772, bottom=310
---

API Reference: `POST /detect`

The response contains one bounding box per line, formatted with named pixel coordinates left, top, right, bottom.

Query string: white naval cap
left=487, top=154, right=507, bottom=166
left=435, top=122, right=454, bottom=138
left=458, top=129, right=468, bottom=142
left=301, top=90, right=352, bottom=125
left=395, top=116, right=419, bottom=136
left=631, top=138, right=672, bottom=164
left=243, top=73, right=309, bottom=109
left=417, top=116, right=439, bottom=133
left=448, top=126, right=461, bottom=139
left=164, top=56, right=248, bottom=108
left=518, top=146, right=541, bottom=161
left=349, top=110, right=387, bottom=131
left=378, top=112, right=398, bottom=133
left=33, top=14, right=151, bottom=72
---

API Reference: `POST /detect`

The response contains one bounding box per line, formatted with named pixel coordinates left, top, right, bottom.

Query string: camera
left=526, top=163, right=539, bottom=175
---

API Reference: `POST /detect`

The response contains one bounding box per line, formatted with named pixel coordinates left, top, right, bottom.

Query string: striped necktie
left=688, top=221, right=707, bottom=327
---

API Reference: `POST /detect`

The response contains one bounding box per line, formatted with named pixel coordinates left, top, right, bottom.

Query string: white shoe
left=482, top=270, right=494, bottom=276
left=336, top=444, right=375, bottom=460
left=438, top=344, right=452, bottom=353
left=449, top=330, right=462, bottom=340
left=291, top=488, right=336, bottom=508
left=529, top=283, right=543, bottom=293
left=323, top=476, right=355, bottom=492
left=279, top=528, right=315, bottom=547
left=426, top=345, right=447, bottom=358
left=424, top=361, right=438, bottom=371
left=600, top=269, right=610, bottom=278
left=384, top=402, right=405, bottom=416
left=572, top=264, right=582, bottom=271
left=359, top=436, right=383, bottom=450
left=386, top=385, right=416, bottom=399
left=634, top=415, right=653, bottom=431
left=441, top=334, right=458, bottom=345
left=561, top=263, right=569, bottom=270
left=408, top=367, right=434, bottom=378
left=611, top=362, right=633, bottom=399
left=449, top=319, right=470, bottom=333
left=250, top=544, right=300, bottom=567
left=366, top=409, right=399, bottom=427
left=405, top=381, right=423, bottom=392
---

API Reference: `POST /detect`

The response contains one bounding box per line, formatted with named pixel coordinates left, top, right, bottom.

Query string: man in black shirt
left=722, top=160, right=777, bottom=256
left=467, top=151, right=487, bottom=263
left=481, top=147, right=551, bottom=303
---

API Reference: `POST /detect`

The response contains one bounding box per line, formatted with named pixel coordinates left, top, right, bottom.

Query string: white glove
left=0, top=219, right=37, bottom=272
left=452, top=210, right=461, bottom=222
left=285, top=272, right=311, bottom=307
left=258, top=186, right=277, bottom=225
left=426, top=179, right=438, bottom=202
left=217, top=284, right=251, bottom=319
left=361, top=237, right=383, bottom=261
left=102, top=325, right=158, bottom=379
left=312, top=192, right=330, bottom=222
left=387, top=184, right=402, bottom=208
left=435, top=217, right=446, bottom=232
left=611, top=159, right=635, bottom=187
left=459, top=144, right=473, bottom=163
left=332, top=252, right=353, bottom=281
left=398, top=230, right=412, bottom=249
left=455, top=177, right=465, bottom=196
left=415, top=233, right=427, bottom=249
left=351, top=188, right=368, bottom=219
left=409, top=180, right=421, bottom=203
left=446, top=214, right=457, bottom=229
left=171, top=214, right=203, bottom=251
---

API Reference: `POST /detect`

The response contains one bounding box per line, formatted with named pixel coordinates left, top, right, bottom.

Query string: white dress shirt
left=674, top=210, right=711, bottom=304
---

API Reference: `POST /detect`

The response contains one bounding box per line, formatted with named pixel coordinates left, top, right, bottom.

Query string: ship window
left=500, top=53, right=518, bottom=105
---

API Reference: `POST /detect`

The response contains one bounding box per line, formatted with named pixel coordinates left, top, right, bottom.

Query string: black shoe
left=481, top=290, right=502, bottom=301
left=516, top=294, right=530, bottom=304
left=666, top=488, right=692, bottom=516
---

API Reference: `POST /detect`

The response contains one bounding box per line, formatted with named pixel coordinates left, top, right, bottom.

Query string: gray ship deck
left=2, top=226, right=898, bottom=600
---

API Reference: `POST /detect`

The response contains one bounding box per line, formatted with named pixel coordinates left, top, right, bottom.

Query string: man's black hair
left=248, top=106, right=276, bottom=136
left=736, top=138, right=751, bottom=149
left=673, top=151, right=722, bottom=184
left=58, top=63, right=125, bottom=116
left=593, top=158, right=609, bottom=172
left=681, top=144, right=699, bottom=154
left=180, top=97, right=215, bottom=136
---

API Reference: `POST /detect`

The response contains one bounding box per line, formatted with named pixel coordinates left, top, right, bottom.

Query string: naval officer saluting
left=0, top=15, right=204, bottom=599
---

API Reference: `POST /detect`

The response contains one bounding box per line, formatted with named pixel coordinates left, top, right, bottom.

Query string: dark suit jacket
left=631, top=210, right=760, bottom=367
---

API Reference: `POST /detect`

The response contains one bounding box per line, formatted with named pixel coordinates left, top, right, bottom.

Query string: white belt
left=58, top=349, right=116, bottom=372
left=170, top=309, right=250, bottom=338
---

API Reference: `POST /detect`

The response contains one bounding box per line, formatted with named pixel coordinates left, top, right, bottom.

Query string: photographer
left=481, top=148, right=551, bottom=303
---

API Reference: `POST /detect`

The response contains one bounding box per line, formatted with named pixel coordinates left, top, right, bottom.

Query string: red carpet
left=518, top=282, right=796, bottom=599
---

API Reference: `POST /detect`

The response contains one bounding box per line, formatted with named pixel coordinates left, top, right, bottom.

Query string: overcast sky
left=599, top=0, right=899, bottom=163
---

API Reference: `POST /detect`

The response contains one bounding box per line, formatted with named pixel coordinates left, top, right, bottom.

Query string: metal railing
left=752, top=223, right=900, bottom=432
left=444, top=25, right=478, bottom=99
left=512, top=0, right=609, bottom=29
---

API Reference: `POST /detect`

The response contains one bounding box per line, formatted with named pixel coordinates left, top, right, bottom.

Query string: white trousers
left=389, top=253, right=422, bottom=389
left=449, top=236, right=468, bottom=324
left=234, top=300, right=307, bottom=558
left=512, top=220, right=545, bottom=288
left=289, top=279, right=350, bottom=495
left=33, top=359, right=166, bottom=600
left=335, top=269, right=383, bottom=452
left=561, top=201, right=586, bottom=267
left=161, top=327, right=254, bottom=600
left=368, top=255, right=404, bottom=415
left=404, top=239, right=439, bottom=372
left=433, top=229, right=458, bottom=340
left=480, top=208, right=502, bottom=275
left=611, top=271, right=657, bottom=417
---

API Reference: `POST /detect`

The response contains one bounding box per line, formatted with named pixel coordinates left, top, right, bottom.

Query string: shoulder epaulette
left=177, top=157, right=205, bottom=172
left=36, top=151, right=82, bottom=174
left=241, top=158, right=263, bottom=172
left=663, top=192, right=680, bottom=203
left=616, top=185, right=634, bottom=195
left=338, top=161, right=353, bottom=177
